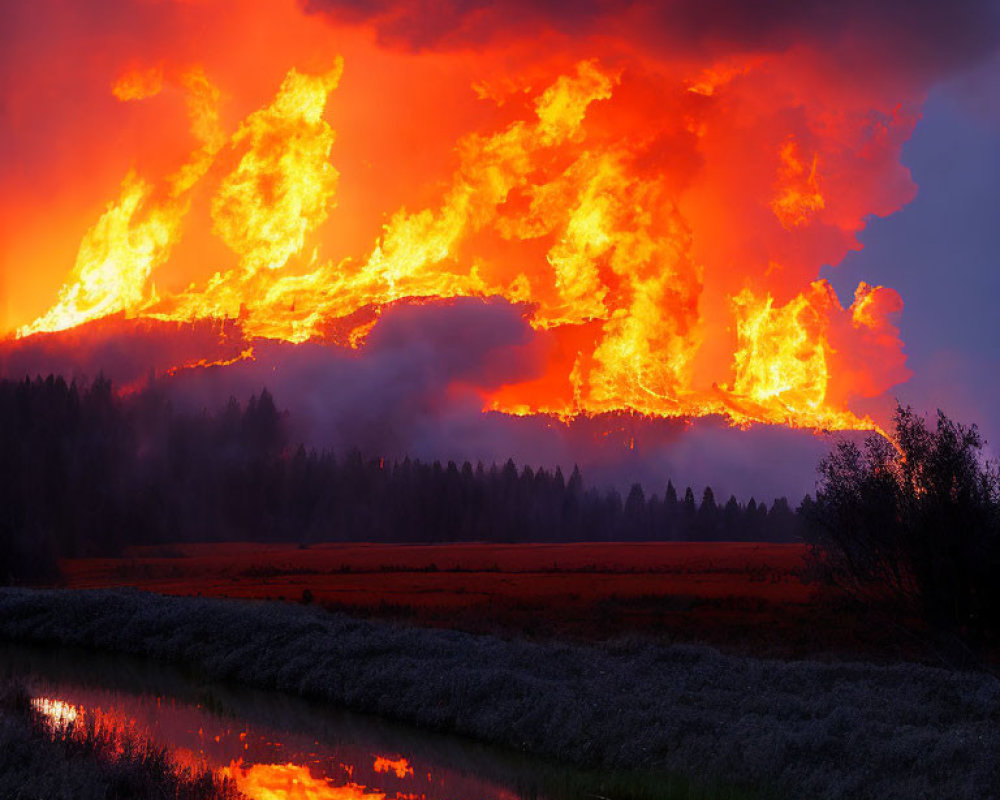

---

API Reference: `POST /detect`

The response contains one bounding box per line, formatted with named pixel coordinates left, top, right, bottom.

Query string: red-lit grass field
left=59, top=541, right=920, bottom=660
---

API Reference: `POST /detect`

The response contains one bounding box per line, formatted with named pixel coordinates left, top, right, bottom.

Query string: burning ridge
left=8, top=52, right=914, bottom=433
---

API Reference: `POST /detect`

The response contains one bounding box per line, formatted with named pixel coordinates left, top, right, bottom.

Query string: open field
left=59, top=542, right=932, bottom=660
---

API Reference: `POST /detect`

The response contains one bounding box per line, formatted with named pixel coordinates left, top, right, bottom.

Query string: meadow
left=59, top=541, right=937, bottom=661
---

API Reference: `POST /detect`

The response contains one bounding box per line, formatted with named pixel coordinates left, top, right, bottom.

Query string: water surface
left=2, top=640, right=578, bottom=799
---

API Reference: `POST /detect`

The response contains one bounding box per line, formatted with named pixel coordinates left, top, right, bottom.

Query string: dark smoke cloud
left=0, top=317, right=251, bottom=389
left=0, top=297, right=841, bottom=501
left=166, top=296, right=546, bottom=455
left=302, top=0, right=1000, bottom=78
left=160, top=297, right=832, bottom=501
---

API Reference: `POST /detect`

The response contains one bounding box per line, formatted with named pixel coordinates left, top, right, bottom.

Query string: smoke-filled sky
left=828, top=48, right=1000, bottom=448
left=1, top=0, right=999, bottom=500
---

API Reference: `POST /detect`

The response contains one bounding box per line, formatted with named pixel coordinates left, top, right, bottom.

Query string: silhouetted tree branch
left=805, top=404, right=1000, bottom=645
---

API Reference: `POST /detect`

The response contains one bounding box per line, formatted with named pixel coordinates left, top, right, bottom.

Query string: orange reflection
left=222, top=762, right=388, bottom=800
left=31, top=697, right=79, bottom=730
left=373, top=756, right=414, bottom=779
left=28, top=691, right=443, bottom=800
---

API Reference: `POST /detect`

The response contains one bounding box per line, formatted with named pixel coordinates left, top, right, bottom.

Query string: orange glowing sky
left=2, top=0, right=997, bottom=434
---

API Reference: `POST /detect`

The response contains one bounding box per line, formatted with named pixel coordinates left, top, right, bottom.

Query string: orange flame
left=771, top=138, right=825, bottom=229
left=729, top=282, right=834, bottom=426
left=15, top=53, right=909, bottom=433
left=112, top=65, right=164, bottom=102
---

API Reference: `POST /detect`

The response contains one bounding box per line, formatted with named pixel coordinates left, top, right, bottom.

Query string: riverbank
left=1, top=587, right=998, bottom=799
left=0, top=678, right=238, bottom=799
left=2, top=638, right=726, bottom=800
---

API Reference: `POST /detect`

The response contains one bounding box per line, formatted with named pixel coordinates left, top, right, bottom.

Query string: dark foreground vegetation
left=0, top=679, right=238, bottom=799
left=806, top=405, right=1000, bottom=651
left=0, top=375, right=802, bottom=584
left=4, top=375, right=999, bottom=654
left=0, top=588, right=997, bottom=800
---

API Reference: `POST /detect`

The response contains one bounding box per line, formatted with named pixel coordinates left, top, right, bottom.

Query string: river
left=1, top=640, right=619, bottom=800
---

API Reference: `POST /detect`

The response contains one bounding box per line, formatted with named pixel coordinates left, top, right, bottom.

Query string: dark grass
left=0, top=679, right=241, bottom=800
left=1, top=588, right=999, bottom=799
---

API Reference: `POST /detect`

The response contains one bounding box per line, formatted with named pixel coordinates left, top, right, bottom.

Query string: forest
left=0, top=375, right=804, bottom=583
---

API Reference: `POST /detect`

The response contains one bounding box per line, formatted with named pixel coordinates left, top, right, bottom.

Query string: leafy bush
left=806, top=404, right=1000, bottom=643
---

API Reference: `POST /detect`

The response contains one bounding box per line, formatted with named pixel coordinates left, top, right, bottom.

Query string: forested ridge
left=0, top=375, right=804, bottom=583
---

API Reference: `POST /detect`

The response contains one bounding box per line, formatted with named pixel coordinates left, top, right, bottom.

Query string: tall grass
left=0, top=588, right=998, bottom=799
left=0, top=678, right=241, bottom=800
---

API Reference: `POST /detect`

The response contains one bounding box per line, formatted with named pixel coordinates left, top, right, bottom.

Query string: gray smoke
left=162, top=296, right=838, bottom=502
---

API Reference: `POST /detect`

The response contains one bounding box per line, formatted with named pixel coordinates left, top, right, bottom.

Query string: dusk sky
left=2, top=0, right=999, bottom=497
left=828, top=49, right=1000, bottom=449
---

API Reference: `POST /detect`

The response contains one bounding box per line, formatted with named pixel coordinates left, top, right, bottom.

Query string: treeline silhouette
left=0, top=375, right=804, bottom=583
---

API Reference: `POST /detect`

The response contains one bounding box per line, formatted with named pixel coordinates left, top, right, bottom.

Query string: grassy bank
left=0, top=679, right=238, bottom=799
left=1, top=588, right=998, bottom=799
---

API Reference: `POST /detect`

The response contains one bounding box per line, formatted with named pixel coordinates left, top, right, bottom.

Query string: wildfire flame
left=112, top=65, right=165, bottom=102
left=13, top=52, right=910, bottom=433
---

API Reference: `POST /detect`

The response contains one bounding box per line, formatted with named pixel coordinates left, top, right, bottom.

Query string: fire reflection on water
left=374, top=756, right=414, bottom=779
left=26, top=688, right=513, bottom=800
left=221, top=762, right=390, bottom=800
left=31, top=697, right=79, bottom=729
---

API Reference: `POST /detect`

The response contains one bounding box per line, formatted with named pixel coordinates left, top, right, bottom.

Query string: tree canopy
left=806, top=404, right=1000, bottom=644
left=0, top=375, right=805, bottom=584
